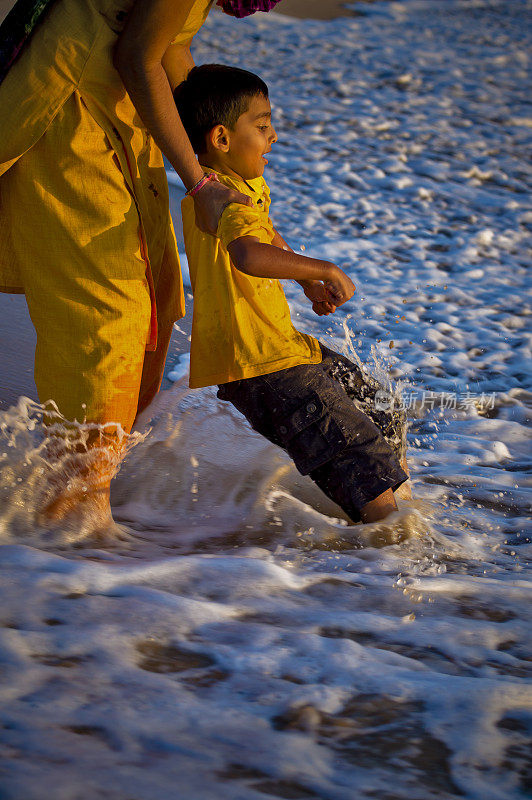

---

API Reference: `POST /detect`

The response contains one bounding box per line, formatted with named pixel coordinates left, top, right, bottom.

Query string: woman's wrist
left=186, top=172, right=219, bottom=197
left=182, top=164, right=208, bottom=192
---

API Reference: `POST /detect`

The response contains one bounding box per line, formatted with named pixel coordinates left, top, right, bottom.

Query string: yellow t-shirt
left=181, top=172, right=322, bottom=389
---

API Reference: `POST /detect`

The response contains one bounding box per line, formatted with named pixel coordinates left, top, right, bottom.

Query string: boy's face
left=223, top=94, right=277, bottom=180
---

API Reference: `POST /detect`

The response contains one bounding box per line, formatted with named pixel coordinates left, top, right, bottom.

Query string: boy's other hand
left=194, top=180, right=253, bottom=235
left=312, top=300, right=337, bottom=316
left=300, top=279, right=328, bottom=304
left=324, top=265, right=355, bottom=307
left=300, top=279, right=337, bottom=316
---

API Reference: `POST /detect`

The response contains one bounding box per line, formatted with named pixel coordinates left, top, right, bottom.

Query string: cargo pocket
left=274, top=391, right=347, bottom=475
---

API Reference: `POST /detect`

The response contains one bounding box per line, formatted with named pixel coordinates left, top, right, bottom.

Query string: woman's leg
left=2, top=94, right=152, bottom=534
left=135, top=242, right=181, bottom=419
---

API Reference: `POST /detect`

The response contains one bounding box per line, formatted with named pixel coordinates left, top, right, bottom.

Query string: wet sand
left=272, top=0, right=358, bottom=20
left=0, top=1, right=14, bottom=26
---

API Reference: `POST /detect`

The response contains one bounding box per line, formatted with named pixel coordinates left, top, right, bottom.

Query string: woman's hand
left=193, top=180, right=253, bottom=235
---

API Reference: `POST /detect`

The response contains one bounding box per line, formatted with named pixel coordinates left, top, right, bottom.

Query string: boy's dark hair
left=174, top=64, right=269, bottom=154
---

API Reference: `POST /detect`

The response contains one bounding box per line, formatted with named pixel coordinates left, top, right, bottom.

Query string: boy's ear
left=208, top=124, right=230, bottom=153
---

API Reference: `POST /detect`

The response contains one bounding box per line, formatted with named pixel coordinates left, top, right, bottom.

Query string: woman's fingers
left=224, top=188, right=254, bottom=210
left=194, top=182, right=252, bottom=235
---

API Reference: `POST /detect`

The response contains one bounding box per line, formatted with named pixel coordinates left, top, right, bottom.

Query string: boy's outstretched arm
left=227, top=236, right=355, bottom=308
left=269, top=229, right=337, bottom=315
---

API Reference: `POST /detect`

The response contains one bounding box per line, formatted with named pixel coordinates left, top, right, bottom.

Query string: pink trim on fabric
left=216, top=0, right=283, bottom=19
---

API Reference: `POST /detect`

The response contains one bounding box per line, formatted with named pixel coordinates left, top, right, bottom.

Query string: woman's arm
left=114, top=0, right=251, bottom=230
left=162, top=43, right=195, bottom=91
left=114, top=0, right=203, bottom=189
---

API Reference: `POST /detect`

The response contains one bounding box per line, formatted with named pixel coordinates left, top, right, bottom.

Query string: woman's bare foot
left=38, top=478, right=131, bottom=545
left=37, top=427, right=129, bottom=545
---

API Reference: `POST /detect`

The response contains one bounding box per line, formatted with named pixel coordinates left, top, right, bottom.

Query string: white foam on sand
left=0, top=1, right=531, bottom=798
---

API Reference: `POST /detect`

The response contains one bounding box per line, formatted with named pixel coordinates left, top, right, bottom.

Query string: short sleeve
left=218, top=203, right=273, bottom=249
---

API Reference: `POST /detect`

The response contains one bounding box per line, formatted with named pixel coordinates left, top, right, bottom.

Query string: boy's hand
left=312, top=300, right=337, bottom=316
left=299, top=279, right=337, bottom=316
left=300, top=279, right=329, bottom=304
left=324, top=265, right=356, bottom=307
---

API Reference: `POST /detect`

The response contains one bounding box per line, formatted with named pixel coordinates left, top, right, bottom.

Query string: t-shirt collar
left=200, top=166, right=263, bottom=196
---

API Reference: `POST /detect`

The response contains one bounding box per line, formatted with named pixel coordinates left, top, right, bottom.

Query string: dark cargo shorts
left=217, top=344, right=408, bottom=522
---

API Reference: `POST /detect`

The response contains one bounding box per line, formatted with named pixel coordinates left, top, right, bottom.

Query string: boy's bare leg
left=394, top=456, right=413, bottom=501
left=360, top=488, right=398, bottom=523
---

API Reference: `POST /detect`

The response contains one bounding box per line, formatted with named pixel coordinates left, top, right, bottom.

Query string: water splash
left=0, top=397, right=145, bottom=543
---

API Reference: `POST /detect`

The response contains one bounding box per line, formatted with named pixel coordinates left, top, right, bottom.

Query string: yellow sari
left=0, top=0, right=213, bottom=429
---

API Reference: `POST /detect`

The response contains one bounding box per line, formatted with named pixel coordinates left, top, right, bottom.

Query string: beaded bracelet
left=186, top=172, right=219, bottom=197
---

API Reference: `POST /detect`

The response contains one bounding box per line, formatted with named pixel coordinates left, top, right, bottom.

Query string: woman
left=0, top=0, right=282, bottom=533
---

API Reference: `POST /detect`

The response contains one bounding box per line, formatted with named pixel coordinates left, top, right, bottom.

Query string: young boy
left=175, top=65, right=409, bottom=523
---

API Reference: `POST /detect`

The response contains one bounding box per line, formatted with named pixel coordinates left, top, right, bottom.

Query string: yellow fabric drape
left=0, top=0, right=213, bottom=427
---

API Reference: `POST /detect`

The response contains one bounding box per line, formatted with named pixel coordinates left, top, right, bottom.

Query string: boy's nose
left=270, top=126, right=278, bottom=144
